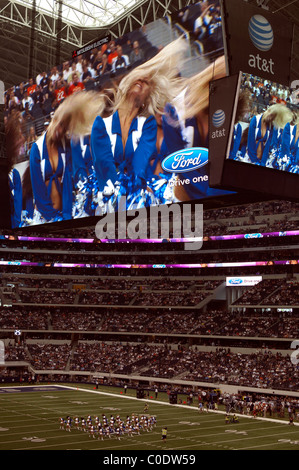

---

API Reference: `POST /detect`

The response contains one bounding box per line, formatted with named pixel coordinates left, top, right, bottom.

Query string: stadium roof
left=15, top=0, right=145, bottom=28
left=0, top=0, right=184, bottom=89
left=0, top=0, right=298, bottom=89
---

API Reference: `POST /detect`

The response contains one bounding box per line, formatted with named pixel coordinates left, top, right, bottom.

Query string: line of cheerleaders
left=7, top=37, right=230, bottom=229
left=59, top=412, right=157, bottom=440
left=229, top=81, right=299, bottom=173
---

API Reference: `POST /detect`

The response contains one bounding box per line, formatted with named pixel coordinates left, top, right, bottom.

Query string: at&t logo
left=211, top=110, right=226, bottom=139
left=248, top=15, right=274, bottom=75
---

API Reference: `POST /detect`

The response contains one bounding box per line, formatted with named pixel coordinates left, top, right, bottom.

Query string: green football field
left=0, top=383, right=299, bottom=451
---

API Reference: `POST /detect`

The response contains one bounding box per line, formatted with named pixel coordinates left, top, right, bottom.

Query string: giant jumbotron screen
left=5, top=0, right=233, bottom=231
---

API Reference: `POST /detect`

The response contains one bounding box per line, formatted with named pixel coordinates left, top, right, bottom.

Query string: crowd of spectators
left=4, top=343, right=27, bottom=361
left=233, top=279, right=284, bottom=305
left=0, top=309, right=49, bottom=330
left=26, top=343, right=71, bottom=370
left=0, top=263, right=296, bottom=279
left=233, top=279, right=299, bottom=306
left=1, top=276, right=221, bottom=291
left=4, top=341, right=298, bottom=392
left=131, top=292, right=209, bottom=307
left=0, top=236, right=298, bottom=267
left=0, top=298, right=298, bottom=338
left=2, top=275, right=299, bottom=312
left=69, top=342, right=155, bottom=375
left=180, top=349, right=298, bottom=391
left=4, top=29, right=158, bottom=162
left=98, top=311, right=204, bottom=334
left=263, top=281, right=299, bottom=306
left=204, top=217, right=299, bottom=237
left=203, top=200, right=299, bottom=221
left=173, top=0, right=223, bottom=57
left=0, top=278, right=221, bottom=307
left=4, top=0, right=225, bottom=141
left=19, top=289, right=77, bottom=305
left=240, top=73, right=298, bottom=121
left=0, top=287, right=215, bottom=307
left=78, top=290, right=136, bottom=306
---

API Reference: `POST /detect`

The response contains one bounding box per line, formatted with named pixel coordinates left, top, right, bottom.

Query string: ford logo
left=244, top=233, right=263, bottom=239
left=161, top=147, right=209, bottom=173
left=229, top=279, right=243, bottom=285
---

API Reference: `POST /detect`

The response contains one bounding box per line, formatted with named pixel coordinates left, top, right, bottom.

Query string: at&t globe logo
left=248, top=14, right=274, bottom=75
left=212, top=109, right=225, bottom=128
left=211, top=110, right=226, bottom=139
left=248, top=15, right=274, bottom=51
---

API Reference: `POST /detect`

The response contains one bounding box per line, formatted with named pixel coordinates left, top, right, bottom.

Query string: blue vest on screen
left=29, top=132, right=73, bottom=221
left=247, top=114, right=275, bottom=166
left=90, top=110, right=157, bottom=191
left=9, top=168, right=22, bottom=229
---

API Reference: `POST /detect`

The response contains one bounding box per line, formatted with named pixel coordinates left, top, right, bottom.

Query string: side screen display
left=227, top=72, right=299, bottom=175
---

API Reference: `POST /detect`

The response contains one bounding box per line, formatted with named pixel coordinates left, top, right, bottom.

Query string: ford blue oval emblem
left=161, top=147, right=209, bottom=173
left=244, top=233, right=263, bottom=239
left=229, top=279, right=242, bottom=285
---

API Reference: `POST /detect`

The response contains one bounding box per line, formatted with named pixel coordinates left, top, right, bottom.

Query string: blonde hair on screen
left=262, top=103, right=293, bottom=129
left=181, top=55, right=227, bottom=120
left=46, top=90, right=114, bottom=143
left=114, top=37, right=188, bottom=116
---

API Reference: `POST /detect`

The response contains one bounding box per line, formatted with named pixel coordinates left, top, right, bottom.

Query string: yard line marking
left=50, top=385, right=299, bottom=427
left=162, top=428, right=299, bottom=451
left=236, top=440, right=299, bottom=450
